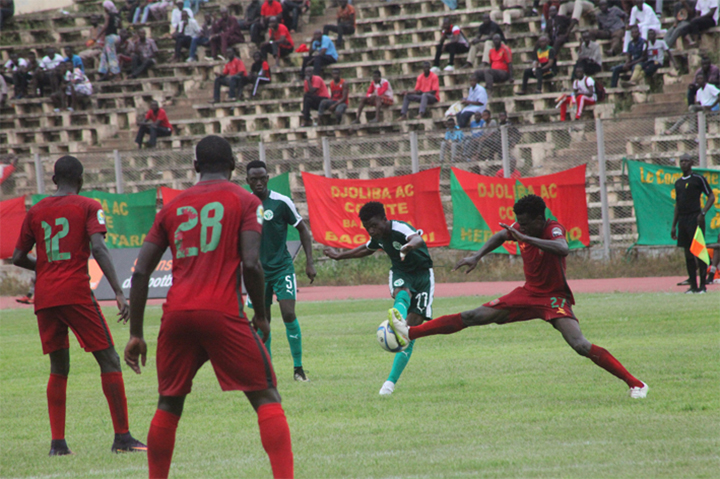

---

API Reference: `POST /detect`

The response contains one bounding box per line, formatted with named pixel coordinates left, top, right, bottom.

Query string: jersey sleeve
left=284, top=199, right=303, bottom=228
left=391, top=221, right=418, bottom=241
left=366, top=237, right=381, bottom=250
left=144, top=208, right=170, bottom=249
left=699, top=174, right=713, bottom=196
left=15, top=209, right=36, bottom=253
left=85, top=200, right=108, bottom=237
left=548, top=222, right=567, bottom=240
left=240, top=193, right=264, bottom=234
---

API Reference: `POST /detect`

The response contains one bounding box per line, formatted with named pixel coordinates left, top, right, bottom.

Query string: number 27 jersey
left=145, top=180, right=263, bottom=316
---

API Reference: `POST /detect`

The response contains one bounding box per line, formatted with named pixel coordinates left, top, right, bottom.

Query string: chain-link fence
left=3, top=112, right=718, bottom=254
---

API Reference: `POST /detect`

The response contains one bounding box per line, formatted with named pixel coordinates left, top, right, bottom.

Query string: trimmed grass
left=1, top=292, right=718, bottom=478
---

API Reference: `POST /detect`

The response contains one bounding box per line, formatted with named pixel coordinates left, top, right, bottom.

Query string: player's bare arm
left=124, top=241, right=165, bottom=374
left=90, top=233, right=130, bottom=322
left=699, top=190, right=715, bottom=225
left=671, top=202, right=679, bottom=240
left=499, top=222, right=570, bottom=257
left=241, top=229, right=269, bottom=342
left=324, top=244, right=375, bottom=260
left=296, top=220, right=317, bottom=283
left=11, top=248, right=37, bottom=271
left=398, top=234, right=424, bottom=260
left=454, top=230, right=509, bottom=273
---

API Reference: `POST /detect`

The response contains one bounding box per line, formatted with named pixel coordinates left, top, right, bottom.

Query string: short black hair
left=246, top=159, right=268, bottom=173
left=195, top=135, right=235, bottom=173
left=513, top=194, right=546, bottom=219
left=373, top=70, right=381, bottom=76
left=54, top=156, right=84, bottom=181
left=359, top=202, right=386, bottom=222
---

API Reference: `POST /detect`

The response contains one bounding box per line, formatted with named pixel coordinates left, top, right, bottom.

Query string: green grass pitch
left=1, top=292, right=718, bottom=478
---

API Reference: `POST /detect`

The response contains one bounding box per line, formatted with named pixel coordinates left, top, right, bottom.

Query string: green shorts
left=264, top=268, right=297, bottom=307
left=388, top=268, right=434, bottom=319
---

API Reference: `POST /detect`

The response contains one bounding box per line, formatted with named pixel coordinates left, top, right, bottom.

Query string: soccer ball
left=377, top=320, right=407, bottom=353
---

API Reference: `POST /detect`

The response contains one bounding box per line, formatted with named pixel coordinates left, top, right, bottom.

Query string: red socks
left=408, top=313, right=466, bottom=340
left=47, top=374, right=67, bottom=440
left=257, top=403, right=294, bottom=479
left=588, top=344, right=643, bottom=388
left=101, top=372, right=129, bottom=434
left=148, top=409, right=180, bottom=479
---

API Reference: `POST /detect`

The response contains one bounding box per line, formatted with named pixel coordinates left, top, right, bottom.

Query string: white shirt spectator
left=39, top=54, right=64, bottom=70
left=171, top=7, right=194, bottom=31
left=461, top=83, right=488, bottom=114
left=695, top=0, right=719, bottom=25
left=573, top=75, right=596, bottom=100
left=646, top=39, right=669, bottom=64
left=629, top=3, right=662, bottom=30
left=696, top=82, right=720, bottom=106
left=180, top=17, right=201, bottom=38
left=4, top=57, right=27, bottom=71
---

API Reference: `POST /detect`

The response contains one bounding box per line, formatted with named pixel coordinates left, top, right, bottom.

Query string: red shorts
left=380, top=96, right=394, bottom=106
left=36, top=302, right=114, bottom=355
left=156, top=310, right=276, bottom=397
left=483, top=287, right=576, bottom=324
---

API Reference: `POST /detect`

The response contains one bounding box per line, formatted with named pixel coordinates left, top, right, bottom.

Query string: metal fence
left=2, top=112, right=718, bottom=256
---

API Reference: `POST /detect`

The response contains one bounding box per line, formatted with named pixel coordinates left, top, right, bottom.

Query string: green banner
left=625, top=160, right=720, bottom=245
left=32, top=190, right=157, bottom=249
left=242, top=172, right=299, bottom=241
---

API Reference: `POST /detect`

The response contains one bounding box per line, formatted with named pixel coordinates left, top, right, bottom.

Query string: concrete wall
left=16, top=0, right=75, bottom=16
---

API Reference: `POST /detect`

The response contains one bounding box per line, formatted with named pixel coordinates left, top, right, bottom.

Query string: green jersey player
left=324, top=201, right=434, bottom=395
left=246, top=160, right=317, bottom=381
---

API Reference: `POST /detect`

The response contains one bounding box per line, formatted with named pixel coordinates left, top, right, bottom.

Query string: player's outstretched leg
left=552, top=317, right=648, bottom=398
left=247, top=390, right=294, bottom=479
left=47, top=349, right=72, bottom=456
left=147, top=396, right=184, bottom=479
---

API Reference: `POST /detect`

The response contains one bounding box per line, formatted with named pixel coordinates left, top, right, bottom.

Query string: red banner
left=0, top=196, right=27, bottom=259
left=302, top=168, right=450, bottom=249
left=160, top=186, right=181, bottom=205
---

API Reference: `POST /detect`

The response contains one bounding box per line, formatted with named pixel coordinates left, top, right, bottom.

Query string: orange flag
left=690, top=227, right=710, bottom=264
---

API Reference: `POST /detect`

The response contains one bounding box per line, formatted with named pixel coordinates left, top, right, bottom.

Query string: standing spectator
left=432, top=17, right=470, bottom=72
left=546, top=5, right=573, bottom=53
left=624, top=0, right=662, bottom=52
left=687, top=56, right=720, bottom=106
left=282, top=0, right=304, bottom=32
left=128, top=29, right=158, bottom=78
left=300, top=30, right=337, bottom=78
left=574, top=31, right=602, bottom=78
left=249, top=50, right=271, bottom=96
left=475, top=33, right=513, bottom=91
left=96, top=1, right=122, bottom=82
left=2, top=53, right=27, bottom=99
left=462, top=14, right=505, bottom=70
left=323, top=0, right=355, bottom=48
left=592, top=0, right=628, bottom=56
left=187, top=13, right=213, bottom=61
left=211, top=48, right=248, bottom=103
left=170, top=0, right=193, bottom=31
left=456, top=73, right=487, bottom=128
left=518, top=35, right=557, bottom=95
left=135, top=100, right=172, bottom=148
left=259, top=0, right=283, bottom=36
left=301, top=66, right=330, bottom=127
left=683, top=0, right=718, bottom=47
left=611, top=25, right=645, bottom=87
left=665, top=0, right=697, bottom=47
left=209, top=7, right=244, bottom=61
left=490, top=0, right=526, bottom=26
left=63, top=46, right=85, bottom=73
left=399, top=61, right=440, bottom=120
left=238, top=0, right=263, bottom=44
left=0, top=0, right=13, bottom=30
left=623, top=29, right=678, bottom=86
left=495, top=156, right=522, bottom=178
left=260, top=16, right=294, bottom=64
left=0, top=73, right=7, bottom=106
left=440, top=116, right=464, bottom=163
left=354, top=70, right=394, bottom=123
left=318, top=68, right=349, bottom=125
left=671, top=154, right=715, bottom=293
left=559, top=65, right=596, bottom=121
left=170, top=10, right=200, bottom=62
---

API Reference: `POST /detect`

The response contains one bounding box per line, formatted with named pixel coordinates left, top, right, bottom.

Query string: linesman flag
left=690, top=227, right=711, bottom=265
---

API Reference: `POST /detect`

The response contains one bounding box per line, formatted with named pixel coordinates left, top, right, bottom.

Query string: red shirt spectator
left=269, top=23, right=294, bottom=48
left=415, top=71, right=440, bottom=101
left=489, top=44, right=512, bottom=72
left=223, top=57, right=247, bottom=76
left=304, top=75, right=329, bottom=98
left=145, top=107, right=172, bottom=131
left=261, top=0, right=283, bottom=18
left=495, top=168, right=522, bottom=179
left=329, top=78, right=348, bottom=104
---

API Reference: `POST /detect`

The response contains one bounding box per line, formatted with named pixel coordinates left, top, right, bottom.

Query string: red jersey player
left=124, top=135, right=294, bottom=479
left=388, top=194, right=649, bottom=399
left=12, top=156, right=146, bottom=456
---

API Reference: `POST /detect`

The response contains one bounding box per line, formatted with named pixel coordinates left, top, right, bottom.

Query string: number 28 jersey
left=145, top=180, right=263, bottom=316
left=16, top=195, right=107, bottom=311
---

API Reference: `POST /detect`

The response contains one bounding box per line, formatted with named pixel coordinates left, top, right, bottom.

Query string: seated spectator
left=138, top=0, right=173, bottom=24
left=300, top=30, right=337, bottom=78
left=574, top=31, right=602, bottom=78
left=683, top=0, right=718, bottom=47
left=440, top=116, right=464, bottom=163
left=302, top=66, right=330, bottom=127
left=432, top=17, right=470, bottom=72
left=495, top=156, right=522, bottom=178
left=211, top=48, right=248, bottom=103
left=559, top=0, right=596, bottom=29
left=323, top=0, right=355, bottom=48
left=559, top=65, right=596, bottom=121
left=79, top=14, right=105, bottom=63
left=457, top=73, right=487, bottom=127
left=462, top=14, right=505, bottom=70
left=691, top=71, right=720, bottom=111
left=15, top=52, right=37, bottom=98
left=50, top=62, right=72, bottom=111
left=687, top=56, right=720, bottom=106
left=490, top=0, right=526, bottom=26
left=116, top=29, right=135, bottom=70
left=63, top=46, right=85, bottom=73
left=282, top=0, right=304, bottom=32
left=249, top=50, right=271, bottom=96
left=624, top=0, right=662, bottom=52
left=465, top=109, right=497, bottom=162
left=400, top=61, right=440, bottom=120
left=170, top=0, right=193, bottom=31
left=209, top=7, right=244, bottom=60
left=540, top=0, right=562, bottom=20
left=128, top=29, right=158, bottom=78
left=665, top=1, right=697, bottom=47
left=0, top=155, right=18, bottom=186
left=183, top=0, right=201, bottom=15
left=611, top=25, right=645, bottom=87
left=475, top=33, right=513, bottom=91
left=592, top=0, right=628, bottom=56
left=546, top=5, right=573, bottom=52
left=354, top=70, right=394, bottom=123
left=66, top=65, right=93, bottom=111
left=0, top=0, right=13, bottom=30
left=318, top=68, right=349, bottom=125
left=259, top=0, right=283, bottom=38
left=518, top=35, right=557, bottom=95
left=121, top=0, right=142, bottom=23
left=171, top=10, right=200, bottom=62
left=2, top=53, right=27, bottom=99
left=135, top=100, right=172, bottom=148
left=0, top=73, right=6, bottom=107
left=188, top=13, right=213, bottom=61
left=260, top=16, right=294, bottom=64
left=622, top=29, right=678, bottom=86
left=31, top=47, right=65, bottom=97
left=239, top=0, right=263, bottom=44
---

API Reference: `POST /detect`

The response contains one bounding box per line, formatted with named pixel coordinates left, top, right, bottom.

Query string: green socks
left=393, top=290, right=411, bottom=319
left=258, top=330, right=272, bottom=360
left=387, top=340, right=415, bottom=384
left=284, top=319, right=303, bottom=368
